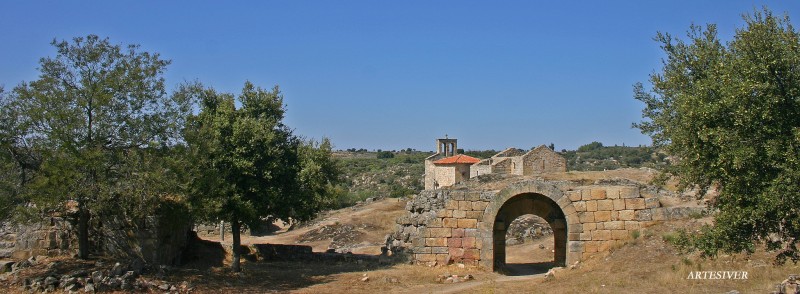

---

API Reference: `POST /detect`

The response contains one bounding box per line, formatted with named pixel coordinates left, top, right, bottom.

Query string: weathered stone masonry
left=388, top=179, right=702, bottom=270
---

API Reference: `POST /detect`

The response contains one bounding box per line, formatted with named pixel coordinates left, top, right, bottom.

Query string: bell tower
left=436, top=135, right=457, bottom=157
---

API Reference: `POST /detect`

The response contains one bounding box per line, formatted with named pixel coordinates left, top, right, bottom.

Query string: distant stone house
left=424, top=138, right=481, bottom=190
left=424, top=138, right=567, bottom=190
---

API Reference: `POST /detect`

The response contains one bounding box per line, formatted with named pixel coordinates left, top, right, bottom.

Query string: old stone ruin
left=390, top=137, right=705, bottom=271
left=424, top=137, right=566, bottom=190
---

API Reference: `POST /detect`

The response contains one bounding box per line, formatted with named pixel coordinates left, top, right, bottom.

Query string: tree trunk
left=77, top=202, right=90, bottom=259
left=231, top=217, right=241, bottom=272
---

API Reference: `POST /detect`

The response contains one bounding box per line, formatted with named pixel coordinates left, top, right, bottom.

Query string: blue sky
left=1, top=1, right=797, bottom=151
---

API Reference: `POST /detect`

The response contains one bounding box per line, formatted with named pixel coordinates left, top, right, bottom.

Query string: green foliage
left=635, top=8, right=800, bottom=263
left=376, top=150, right=395, bottom=159
left=577, top=141, right=604, bottom=152
left=562, top=144, right=665, bottom=171
left=1, top=35, right=189, bottom=258
left=463, top=150, right=498, bottom=159
left=184, top=82, right=341, bottom=271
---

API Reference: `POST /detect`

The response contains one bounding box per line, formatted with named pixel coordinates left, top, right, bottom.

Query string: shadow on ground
left=171, top=233, right=406, bottom=292
left=500, top=261, right=557, bottom=276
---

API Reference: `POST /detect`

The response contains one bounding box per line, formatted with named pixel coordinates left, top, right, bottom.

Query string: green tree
left=5, top=35, right=189, bottom=259
left=634, top=8, right=800, bottom=263
left=185, top=82, right=340, bottom=272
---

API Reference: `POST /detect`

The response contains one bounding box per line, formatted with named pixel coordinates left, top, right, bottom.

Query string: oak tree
left=635, top=8, right=800, bottom=263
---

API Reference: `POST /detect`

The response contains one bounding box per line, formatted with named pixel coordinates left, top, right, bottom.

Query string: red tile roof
left=433, top=154, right=481, bottom=165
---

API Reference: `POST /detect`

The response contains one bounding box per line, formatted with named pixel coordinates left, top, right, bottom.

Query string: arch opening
left=492, top=193, right=567, bottom=275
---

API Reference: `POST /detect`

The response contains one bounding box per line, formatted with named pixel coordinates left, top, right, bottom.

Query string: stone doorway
left=492, top=193, right=567, bottom=275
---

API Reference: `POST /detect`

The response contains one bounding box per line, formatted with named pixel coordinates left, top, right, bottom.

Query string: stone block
left=635, top=210, right=652, bottom=221
left=413, top=246, right=431, bottom=254
left=432, top=247, right=449, bottom=254
left=596, top=222, right=604, bottom=229
left=568, top=233, right=580, bottom=241
left=584, top=241, right=598, bottom=253
left=619, top=187, right=640, bottom=199
left=604, top=221, right=624, bottom=230
left=465, top=192, right=481, bottom=201
left=568, top=224, right=583, bottom=233
left=594, top=211, right=611, bottom=222
left=583, top=222, right=596, bottom=231
left=573, top=201, right=587, bottom=212
left=452, top=228, right=465, bottom=238
left=429, top=228, right=451, bottom=238
left=471, top=201, right=488, bottom=211
left=613, top=199, right=626, bottom=210
left=436, top=254, right=449, bottom=263
left=612, top=230, right=628, bottom=240
left=586, top=201, right=598, bottom=212
left=415, top=254, right=436, bottom=262
left=618, top=210, right=635, bottom=221
left=459, top=201, right=471, bottom=211
left=567, top=190, right=582, bottom=201
left=568, top=241, right=584, bottom=252
left=581, top=189, right=593, bottom=201
left=625, top=198, right=646, bottom=210
left=448, top=247, right=465, bottom=258
left=592, top=230, right=611, bottom=241
left=605, top=187, right=620, bottom=199
left=578, top=212, right=595, bottom=223
left=427, top=218, right=443, bottom=228
left=443, top=218, right=458, bottom=228
left=453, top=210, right=467, bottom=219
left=597, top=200, right=614, bottom=211
left=645, top=198, right=660, bottom=209
left=450, top=192, right=465, bottom=201
left=624, top=221, right=640, bottom=230
left=610, top=211, right=619, bottom=221
left=580, top=233, right=592, bottom=240
left=426, top=238, right=447, bottom=247
left=562, top=204, right=577, bottom=216
left=465, top=211, right=483, bottom=220
left=464, top=228, right=479, bottom=237
left=591, top=189, right=607, bottom=200
left=462, top=237, right=477, bottom=249
left=463, top=249, right=480, bottom=260
left=457, top=219, right=477, bottom=228
left=447, top=237, right=462, bottom=248
left=445, top=200, right=459, bottom=210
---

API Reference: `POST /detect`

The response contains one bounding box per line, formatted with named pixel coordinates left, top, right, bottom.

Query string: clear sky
left=1, top=1, right=797, bottom=151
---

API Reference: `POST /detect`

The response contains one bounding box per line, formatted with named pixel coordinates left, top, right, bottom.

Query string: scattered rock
left=360, top=276, right=369, bottom=282
left=84, top=283, right=95, bottom=293
left=544, top=268, right=556, bottom=279
left=111, top=262, right=125, bottom=276
left=90, top=270, right=103, bottom=284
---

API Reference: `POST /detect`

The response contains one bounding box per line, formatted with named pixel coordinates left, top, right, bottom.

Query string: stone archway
left=491, top=193, right=566, bottom=271
left=478, top=180, right=576, bottom=271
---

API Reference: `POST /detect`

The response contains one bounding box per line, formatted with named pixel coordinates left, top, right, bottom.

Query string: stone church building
left=424, top=137, right=567, bottom=190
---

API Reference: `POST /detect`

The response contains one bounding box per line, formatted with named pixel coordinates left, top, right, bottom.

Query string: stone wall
left=0, top=214, right=191, bottom=266
left=0, top=217, right=76, bottom=260
left=521, top=145, right=567, bottom=175
left=102, top=215, right=193, bottom=265
left=387, top=179, right=705, bottom=269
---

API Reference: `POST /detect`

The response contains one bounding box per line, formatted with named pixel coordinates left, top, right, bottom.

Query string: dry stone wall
left=0, top=215, right=191, bottom=266
left=388, top=179, right=705, bottom=269
left=0, top=217, right=76, bottom=260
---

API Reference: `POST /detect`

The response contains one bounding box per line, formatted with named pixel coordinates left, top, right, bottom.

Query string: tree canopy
left=184, top=82, right=341, bottom=271
left=1, top=35, right=192, bottom=258
left=634, top=8, right=800, bottom=263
